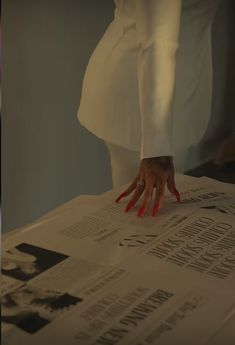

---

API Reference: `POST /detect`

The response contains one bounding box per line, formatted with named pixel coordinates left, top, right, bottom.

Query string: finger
left=137, top=180, right=154, bottom=217
left=166, top=167, right=176, bottom=193
left=115, top=192, right=128, bottom=203
left=174, top=190, right=181, bottom=202
left=152, top=181, right=166, bottom=216
left=167, top=173, right=180, bottom=201
left=125, top=185, right=145, bottom=212
left=167, top=168, right=181, bottom=202
left=115, top=175, right=139, bottom=203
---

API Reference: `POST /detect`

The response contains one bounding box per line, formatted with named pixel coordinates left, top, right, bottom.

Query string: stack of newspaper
left=2, top=174, right=235, bottom=345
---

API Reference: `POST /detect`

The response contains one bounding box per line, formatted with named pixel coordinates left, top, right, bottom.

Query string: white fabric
left=105, top=141, right=140, bottom=188
left=77, top=0, right=220, bottom=160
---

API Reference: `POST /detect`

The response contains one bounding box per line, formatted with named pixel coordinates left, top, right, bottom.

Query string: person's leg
left=105, top=142, right=140, bottom=189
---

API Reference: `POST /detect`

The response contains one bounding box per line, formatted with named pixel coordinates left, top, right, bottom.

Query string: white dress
left=77, top=0, right=220, bottom=160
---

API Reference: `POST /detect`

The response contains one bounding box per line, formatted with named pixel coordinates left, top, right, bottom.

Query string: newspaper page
left=3, top=175, right=234, bottom=270
left=2, top=267, right=235, bottom=345
left=125, top=208, right=235, bottom=289
left=2, top=174, right=235, bottom=344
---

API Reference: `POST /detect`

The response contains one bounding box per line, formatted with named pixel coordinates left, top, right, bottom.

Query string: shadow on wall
left=198, top=0, right=234, bottom=161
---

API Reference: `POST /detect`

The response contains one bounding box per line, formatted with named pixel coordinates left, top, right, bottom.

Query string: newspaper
left=1, top=174, right=235, bottom=345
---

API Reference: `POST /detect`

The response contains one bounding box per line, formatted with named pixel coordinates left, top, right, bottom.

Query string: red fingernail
left=152, top=203, right=160, bottom=217
left=125, top=202, right=134, bottom=212
left=137, top=206, right=146, bottom=217
left=174, top=190, right=181, bottom=202
left=115, top=192, right=127, bottom=203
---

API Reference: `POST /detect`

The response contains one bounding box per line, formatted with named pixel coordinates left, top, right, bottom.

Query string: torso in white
left=77, top=0, right=220, bottom=159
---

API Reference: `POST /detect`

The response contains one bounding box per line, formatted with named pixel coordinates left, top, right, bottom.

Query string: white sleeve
left=135, top=0, right=182, bottom=159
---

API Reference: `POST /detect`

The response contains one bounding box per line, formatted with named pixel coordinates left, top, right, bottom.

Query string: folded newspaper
left=2, top=174, right=235, bottom=345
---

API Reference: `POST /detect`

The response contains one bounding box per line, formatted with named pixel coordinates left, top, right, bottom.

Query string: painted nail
left=174, top=190, right=181, bottom=202
left=137, top=206, right=146, bottom=217
left=152, top=203, right=160, bottom=217
left=125, top=202, right=134, bottom=212
left=115, top=192, right=127, bottom=203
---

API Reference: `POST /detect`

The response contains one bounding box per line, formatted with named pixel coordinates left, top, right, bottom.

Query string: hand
left=115, top=156, right=181, bottom=217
